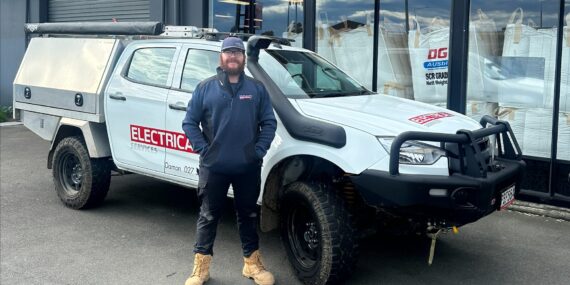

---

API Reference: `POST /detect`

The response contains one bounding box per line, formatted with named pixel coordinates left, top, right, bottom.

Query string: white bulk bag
left=497, top=107, right=527, bottom=151
left=502, top=8, right=533, bottom=57
left=544, top=14, right=570, bottom=112
left=408, top=17, right=490, bottom=103
left=523, top=108, right=570, bottom=159
left=472, top=9, right=500, bottom=58
left=330, top=14, right=414, bottom=98
left=378, top=20, right=413, bottom=99
left=330, top=17, right=374, bottom=89
left=408, top=18, right=449, bottom=103
left=283, top=21, right=303, bottom=49
left=499, top=8, right=556, bottom=109
left=309, top=14, right=337, bottom=65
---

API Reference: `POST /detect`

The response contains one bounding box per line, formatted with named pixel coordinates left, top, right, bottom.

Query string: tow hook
left=426, top=224, right=459, bottom=265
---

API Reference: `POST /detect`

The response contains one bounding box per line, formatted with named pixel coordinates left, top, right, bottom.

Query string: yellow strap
left=383, top=82, right=406, bottom=94
left=328, top=27, right=341, bottom=46
left=508, top=8, right=524, bottom=25
left=498, top=107, right=516, bottom=120
left=471, top=103, right=479, bottom=114
left=514, top=23, right=522, bottom=44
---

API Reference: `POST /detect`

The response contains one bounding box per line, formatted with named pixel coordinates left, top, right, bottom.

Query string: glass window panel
left=180, top=49, right=219, bottom=92
left=127, top=48, right=175, bottom=87
left=400, top=0, right=451, bottom=104
left=315, top=0, right=375, bottom=89
left=468, top=0, right=559, bottom=161
left=211, top=0, right=303, bottom=46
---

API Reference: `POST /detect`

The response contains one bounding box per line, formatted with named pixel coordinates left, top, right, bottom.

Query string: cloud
left=263, top=5, right=289, bottom=15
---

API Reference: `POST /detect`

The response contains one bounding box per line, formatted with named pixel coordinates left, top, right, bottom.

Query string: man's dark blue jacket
left=182, top=67, right=277, bottom=174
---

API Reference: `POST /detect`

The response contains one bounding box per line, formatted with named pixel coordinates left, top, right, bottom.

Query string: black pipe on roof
left=24, top=22, right=164, bottom=35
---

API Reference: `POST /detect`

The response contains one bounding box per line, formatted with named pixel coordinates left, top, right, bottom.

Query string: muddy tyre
left=280, top=181, right=358, bottom=285
left=52, top=136, right=111, bottom=209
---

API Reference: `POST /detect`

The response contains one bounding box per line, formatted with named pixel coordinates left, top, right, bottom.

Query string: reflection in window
left=127, top=48, right=175, bottom=86
left=211, top=0, right=303, bottom=46
left=181, top=49, right=219, bottom=92
left=467, top=1, right=564, bottom=163
left=561, top=3, right=570, bottom=166
left=315, top=0, right=375, bottom=89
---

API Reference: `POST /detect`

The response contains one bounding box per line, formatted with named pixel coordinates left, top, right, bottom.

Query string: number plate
left=500, top=185, right=516, bottom=210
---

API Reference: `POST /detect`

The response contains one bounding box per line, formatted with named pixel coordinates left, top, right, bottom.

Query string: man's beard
left=221, top=58, right=245, bottom=76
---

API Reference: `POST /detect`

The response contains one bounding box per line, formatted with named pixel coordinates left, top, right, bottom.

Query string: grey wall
left=0, top=0, right=27, bottom=106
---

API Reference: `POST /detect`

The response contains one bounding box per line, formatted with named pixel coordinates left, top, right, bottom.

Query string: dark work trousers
left=193, top=166, right=261, bottom=257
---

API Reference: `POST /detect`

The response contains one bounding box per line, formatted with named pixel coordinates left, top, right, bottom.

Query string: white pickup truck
left=14, top=22, right=525, bottom=285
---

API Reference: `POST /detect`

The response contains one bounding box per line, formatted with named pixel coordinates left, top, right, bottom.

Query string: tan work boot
left=185, top=253, right=212, bottom=285
left=242, top=250, right=275, bottom=285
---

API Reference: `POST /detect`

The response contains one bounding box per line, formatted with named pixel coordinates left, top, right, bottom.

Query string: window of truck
left=126, top=48, right=176, bottom=87
left=180, top=49, right=219, bottom=92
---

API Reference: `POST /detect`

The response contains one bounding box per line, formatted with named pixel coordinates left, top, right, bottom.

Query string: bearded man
left=182, top=36, right=277, bottom=285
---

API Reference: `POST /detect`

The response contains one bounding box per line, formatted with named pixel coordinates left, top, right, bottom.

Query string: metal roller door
left=48, top=0, right=150, bottom=22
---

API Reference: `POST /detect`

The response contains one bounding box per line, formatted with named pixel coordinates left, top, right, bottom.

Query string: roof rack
left=202, top=32, right=293, bottom=46
left=161, top=26, right=218, bottom=38
left=162, top=26, right=292, bottom=45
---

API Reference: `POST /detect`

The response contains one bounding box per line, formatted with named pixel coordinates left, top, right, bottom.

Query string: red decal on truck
left=130, top=125, right=196, bottom=153
left=409, top=112, right=453, bottom=125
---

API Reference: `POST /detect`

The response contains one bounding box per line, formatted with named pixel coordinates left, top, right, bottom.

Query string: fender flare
left=48, top=118, right=111, bottom=168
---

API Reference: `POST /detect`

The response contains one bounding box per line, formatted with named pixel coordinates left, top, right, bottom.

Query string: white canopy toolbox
left=13, top=37, right=125, bottom=123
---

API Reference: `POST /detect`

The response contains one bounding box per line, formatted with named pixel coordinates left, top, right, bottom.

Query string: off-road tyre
left=52, top=136, right=111, bottom=209
left=280, top=181, right=359, bottom=285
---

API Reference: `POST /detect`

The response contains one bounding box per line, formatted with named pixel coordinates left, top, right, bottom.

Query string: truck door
left=165, top=46, right=220, bottom=180
left=105, top=44, right=180, bottom=173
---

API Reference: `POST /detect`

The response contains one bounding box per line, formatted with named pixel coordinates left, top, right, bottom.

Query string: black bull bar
left=389, top=115, right=523, bottom=177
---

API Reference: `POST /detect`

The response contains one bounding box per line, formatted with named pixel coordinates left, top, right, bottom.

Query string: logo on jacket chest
left=239, top=94, right=253, bottom=100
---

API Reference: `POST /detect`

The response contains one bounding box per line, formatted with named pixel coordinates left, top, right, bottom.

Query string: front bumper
left=350, top=115, right=526, bottom=226
left=350, top=158, right=526, bottom=226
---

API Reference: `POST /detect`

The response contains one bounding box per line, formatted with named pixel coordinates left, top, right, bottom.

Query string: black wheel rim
left=58, top=152, right=83, bottom=196
left=287, top=200, right=320, bottom=269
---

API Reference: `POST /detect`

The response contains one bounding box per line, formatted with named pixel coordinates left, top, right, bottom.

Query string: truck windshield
left=257, top=49, right=372, bottom=99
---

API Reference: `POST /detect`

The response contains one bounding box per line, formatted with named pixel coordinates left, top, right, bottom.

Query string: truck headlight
left=378, top=137, right=446, bottom=165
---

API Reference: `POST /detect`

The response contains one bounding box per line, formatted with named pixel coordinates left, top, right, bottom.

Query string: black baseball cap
left=221, top=37, right=245, bottom=51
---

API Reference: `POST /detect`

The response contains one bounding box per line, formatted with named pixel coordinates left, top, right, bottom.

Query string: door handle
left=109, top=93, right=126, bottom=101
left=169, top=103, right=187, bottom=111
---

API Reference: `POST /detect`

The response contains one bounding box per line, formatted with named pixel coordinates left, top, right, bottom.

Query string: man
left=182, top=37, right=277, bottom=285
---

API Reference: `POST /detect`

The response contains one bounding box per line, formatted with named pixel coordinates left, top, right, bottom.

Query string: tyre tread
left=282, top=181, right=359, bottom=285
left=52, top=136, right=111, bottom=209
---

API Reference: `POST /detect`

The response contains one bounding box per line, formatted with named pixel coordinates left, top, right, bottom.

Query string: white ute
left=13, top=22, right=525, bottom=285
